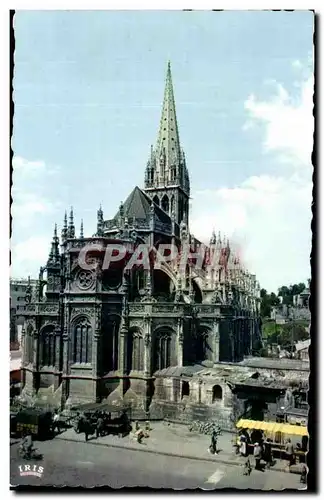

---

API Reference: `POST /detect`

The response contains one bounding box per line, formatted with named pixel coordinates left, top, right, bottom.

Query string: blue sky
left=12, top=10, right=314, bottom=292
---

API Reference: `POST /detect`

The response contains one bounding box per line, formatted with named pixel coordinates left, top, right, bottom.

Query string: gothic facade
left=21, top=63, right=262, bottom=415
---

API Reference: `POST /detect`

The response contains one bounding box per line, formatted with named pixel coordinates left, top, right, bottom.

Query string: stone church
left=21, top=63, right=262, bottom=419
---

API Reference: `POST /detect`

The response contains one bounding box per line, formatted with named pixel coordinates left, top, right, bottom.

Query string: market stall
left=236, top=418, right=308, bottom=463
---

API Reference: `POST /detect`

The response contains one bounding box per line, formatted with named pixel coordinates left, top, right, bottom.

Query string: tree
left=260, top=289, right=281, bottom=318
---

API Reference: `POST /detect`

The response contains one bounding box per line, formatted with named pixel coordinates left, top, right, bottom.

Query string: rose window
left=77, top=270, right=94, bottom=290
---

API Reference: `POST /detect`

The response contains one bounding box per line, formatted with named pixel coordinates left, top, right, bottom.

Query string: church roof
left=114, top=186, right=171, bottom=225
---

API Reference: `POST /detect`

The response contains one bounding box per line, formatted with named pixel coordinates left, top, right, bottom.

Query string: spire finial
left=68, top=207, right=75, bottom=238
left=61, top=211, right=68, bottom=242
left=80, top=219, right=84, bottom=239
left=97, top=204, right=104, bottom=236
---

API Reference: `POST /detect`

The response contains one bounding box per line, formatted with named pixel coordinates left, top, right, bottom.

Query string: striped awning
left=236, top=419, right=308, bottom=436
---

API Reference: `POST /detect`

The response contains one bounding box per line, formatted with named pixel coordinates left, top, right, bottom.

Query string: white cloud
left=11, top=236, right=50, bottom=278
left=191, top=67, right=313, bottom=292
left=292, top=59, right=302, bottom=69
left=13, top=155, right=46, bottom=172
left=244, top=74, right=314, bottom=167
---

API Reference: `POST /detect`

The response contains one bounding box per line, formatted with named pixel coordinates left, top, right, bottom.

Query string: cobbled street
left=10, top=437, right=304, bottom=490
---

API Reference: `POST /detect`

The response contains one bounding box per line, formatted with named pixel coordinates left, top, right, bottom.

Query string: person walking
left=209, top=430, right=218, bottom=455
left=239, top=434, right=247, bottom=457
left=52, top=410, right=60, bottom=434
left=243, top=458, right=252, bottom=476
left=285, top=438, right=294, bottom=470
left=96, top=416, right=104, bottom=439
left=263, top=438, right=273, bottom=469
left=253, top=442, right=262, bottom=470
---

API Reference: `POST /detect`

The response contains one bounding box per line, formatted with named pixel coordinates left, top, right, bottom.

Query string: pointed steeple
left=97, top=204, right=104, bottom=236
left=143, top=62, right=190, bottom=227
left=48, top=224, right=60, bottom=265
left=156, top=61, right=181, bottom=175
left=61, top=211, right=68, bottom=242
left=210, top=229, right=216, bottom=245
left=80, top=219, right=84, bottom=239
left=68, top=207, right=75, bottom=238
left=53, top=223, right=60, bottom=261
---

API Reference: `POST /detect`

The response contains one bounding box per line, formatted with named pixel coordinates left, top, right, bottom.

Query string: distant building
left=10, top=349, right=22, bottom=385
left=294, top=339, right=310, bottom=362
left=10, top=278, right=37, bottom=345
left=293, top=288, right=310, bottom=308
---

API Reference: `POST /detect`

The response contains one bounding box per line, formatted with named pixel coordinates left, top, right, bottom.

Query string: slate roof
left=113, top=186, right=172, bottom=226
left=153, top=364, right=204, bottom=378
left=237, top=357, right=310, bottom=371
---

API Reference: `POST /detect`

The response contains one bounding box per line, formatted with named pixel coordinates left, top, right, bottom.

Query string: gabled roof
left=114, top=186, right=172, bottom=225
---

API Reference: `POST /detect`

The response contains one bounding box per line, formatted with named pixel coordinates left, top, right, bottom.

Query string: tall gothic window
left=170, top=195, right=175, bottom=215
left=41, top=325, right=56, bottom=366
left=153, top=195, right=160, bottom=207
left=154, top=330, right=173, bottom=371
left=128, top=330, right=144, bottom=372
left=73, top=317, right=92, bottom=364
left=161, top=194, right=169, bottom=214
left=102, top=315, right=120, bottom=373
left=25, top=324, right=34, bottom=364
left=195, top=329, right=213, bottom=362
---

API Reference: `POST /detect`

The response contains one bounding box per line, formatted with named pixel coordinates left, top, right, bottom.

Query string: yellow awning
left=236, top=419, right=308, bottom=437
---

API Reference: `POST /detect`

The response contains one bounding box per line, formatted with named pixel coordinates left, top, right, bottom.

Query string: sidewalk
left=56, top=421, right=301, bottom=474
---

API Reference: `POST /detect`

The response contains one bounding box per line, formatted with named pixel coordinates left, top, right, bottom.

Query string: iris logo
left=18, top=464, right=44, bottom=478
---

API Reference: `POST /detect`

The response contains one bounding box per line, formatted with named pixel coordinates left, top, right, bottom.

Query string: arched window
left=171, top=166, right=176, bottom=182
left=41, top=325, right=56, bottom=366
left=153, top=195, right=160, bottom=207
left=170, top=195, right=175, bottom=216
left=25, top=324, right=34, bottom=364
left=102, top=315, right=120, bottom=373
left=161, top=194, right=169, bottom=214
left=154, top=329, right=173, bottom=371
left=195, top=329, right=213, bottom=362
left=212, top=385, right=223, bottom=402
left=73, top=317, right=92, bottom=364
left=128, top=329, right=144, bottom=371
left=181, top=381, right=190, bottom=399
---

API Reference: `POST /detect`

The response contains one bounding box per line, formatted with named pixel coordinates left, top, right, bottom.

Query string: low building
left=149, top=356, right=309, bottom=429
left=10, top=350, right=22, bottom=385
left=294, top=339, right=310, bottom=362
left=10, top=278, right=37, bottom=345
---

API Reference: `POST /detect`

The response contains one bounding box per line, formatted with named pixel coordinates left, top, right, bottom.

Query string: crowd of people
left=238, top=428, right=306, bottom=476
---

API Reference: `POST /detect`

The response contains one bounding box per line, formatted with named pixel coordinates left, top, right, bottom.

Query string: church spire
left=61, top=211, right=68, bottom=242
left=48, top=223, right=60, bottom=265
left=144, top=62, right=190, bottom=226
left=67, top=207, right=75, bottom=238
left=156, top=61, right=181, bottom=175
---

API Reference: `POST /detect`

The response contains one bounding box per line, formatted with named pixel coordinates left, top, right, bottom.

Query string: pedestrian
left=285, top=438, right=294, bottom=470
left=84, top=419, right=91, bottom=442
left=263, top=438, right=273, bottom=469
left=96, top=416, right=104, bottom=439
left=52, top=410, right=60, bottom=434
left=239, top=434, right=247, bottom=457
left=253, top=442, right=262, bottom=470
left=300, top=464, right=307, bottom=484
left=209, top=430, right=218, bottom=455
left=243, top=458, right=252, bottom=476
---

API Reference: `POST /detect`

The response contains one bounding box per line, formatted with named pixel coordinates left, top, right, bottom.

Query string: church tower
left=144, top=62, right=190, bottom=227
